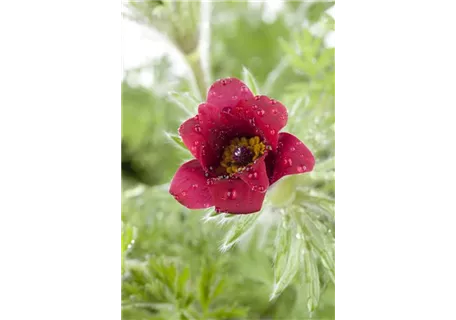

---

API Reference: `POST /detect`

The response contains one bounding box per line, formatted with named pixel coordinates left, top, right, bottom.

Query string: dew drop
left=203, top=203, right=210, bottom=208
left=280, top=115, right=286, bottom=121
left=270, top=99, right=277, bottom=105
left=283, top=158, right=293, bottom=167
left=226, top=189, right=237, bottom=200
left=295, top=141, right=303, bottom=146
left=272, top=108, right=278, bottom=115
left=192, top=184, right=198, bottom=189
left=248, top=171, right=259, bottom=180
left=251, top=185, right=259, bottom=191
left=181, top=191, right=187, bottom=197
left=231, top=95, right=238, bottom=100
left=222, top=106, right=232, bottom=114
left=221, top=79, right=227, bottom=85
left=241, top=85, right=248, bottom=92
left=299, top=154, right=305, bottom=158
left=256, top=109, right=265, bottom=116
left=270, top=129, right=276, bottom=135
left=290, top=146, right=296, bottom=152
left=191, top=146, right=197, bottom=152
left=193, top=140, right=200, bottom=146
left=210, top=91, right=217, bottom=96
left=258, top=186, right=265, bottom=192
left=193, top=125, right=201, bottom=133
left=297, top=165, right=307, bottom=172
left=254, top=96, right=261, bottom=101
left=251, top=104, right=259, bottom=110
left=249, top=118, right=255, bottom=126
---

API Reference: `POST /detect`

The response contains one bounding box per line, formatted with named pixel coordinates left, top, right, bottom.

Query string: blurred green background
left=122, top=1, right=335, bottom=319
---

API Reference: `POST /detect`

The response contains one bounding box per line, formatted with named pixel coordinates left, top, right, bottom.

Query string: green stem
left=186, top=50, right=207, bottom=100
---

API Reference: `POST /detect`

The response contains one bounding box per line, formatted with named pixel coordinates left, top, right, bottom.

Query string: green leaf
left=242, top=66, right=260, bottom=95
left=198, top=263, right=213, bottom=311
left=207, top=306, right=248, bottom=319
left=168, top=91, right=200, bottom=116
left=302, top=245, right=321, bottom=312
left=164, top=132, right=189, bottom=153
left=121, top=223, right=136, bottom=274
left=220, top=212, right=262, bottom=252
left=297, top=210, right=335, bottom=283
left=270, top=210, right=303, bottom=300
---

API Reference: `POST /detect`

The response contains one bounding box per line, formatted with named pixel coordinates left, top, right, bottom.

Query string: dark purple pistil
left=232, top=146, right=253, bottom=166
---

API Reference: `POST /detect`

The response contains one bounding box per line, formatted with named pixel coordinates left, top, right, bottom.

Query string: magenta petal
left=238, top=96, right=288, bottom=150
left=235, top=155, right=269, bottom=193
left=208, top=178, right=265, bottom=214
left=178, top=115, right=217, bottom=170
left=169, top=160, right=213, bottom=209
left=198, top=103, right=257, bottom=160
left=270, top=132, right=315, bottom=185
left=206, top=77, right=254, bottom=109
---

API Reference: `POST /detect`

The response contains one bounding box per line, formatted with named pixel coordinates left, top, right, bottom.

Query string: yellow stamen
left=219, top=135, right=266, bottom=175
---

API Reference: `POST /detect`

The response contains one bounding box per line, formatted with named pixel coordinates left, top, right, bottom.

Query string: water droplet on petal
left=270, top=99, right=277, bottom=105
left=221, top=79, right=227, bottom=85
left=258, top=186, right=265, bottom=192
left=226, top=189, right=237, bottom=200
left=231, top=95, right=238, bottom=100
left=272, top=108, right=278, bottom=115
left=192, top=184, right=198, bottom=189
left=256, top=109, right=265, bottom=116
left=290, top=146, right=296, bottom=152
left=283, top=158, right=293, bottom=167
left=240, top=85, right=248, bottom=92
left=251, top=185, right=259, bottom=191
left=254, top=96, right=261, bottom=101
left=193, top=125, right=201, bottom=133
left=270, top=129, right=276, bottom=135
left=251, top=104, right=258, bottom=110
left=248, top=171, right=258, bottom=179
left=297, top=165, right=307, bottom=172
left=203, top=203, right=210, bottom=208
left=181, top=191, right=187, bottom=197
left=295, top=141, right=303, bottom=146
left=222, top=106, right=232, bottom=114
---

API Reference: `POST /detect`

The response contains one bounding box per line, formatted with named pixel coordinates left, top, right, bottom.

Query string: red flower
left=169, top=78, right=315, bottom=214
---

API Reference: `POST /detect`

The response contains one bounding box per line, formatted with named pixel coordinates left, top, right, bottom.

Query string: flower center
left=220, top=136, right=266, bottom=174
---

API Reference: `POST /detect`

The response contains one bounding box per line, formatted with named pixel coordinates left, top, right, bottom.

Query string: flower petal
left=198, top=103, right=256, bottom=162
left=205, top=77, right=254, bottom=110
left=269, top=132, right=315, bottom=185
left=235, top=154, right=269, bottom=193
left=169, top=160, right=213, bottom=209
left=208, top=178, right=266, bottom=214
left=225, top=95, right=288, bottom=150
left=178, top=115, right=218, bottom=170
